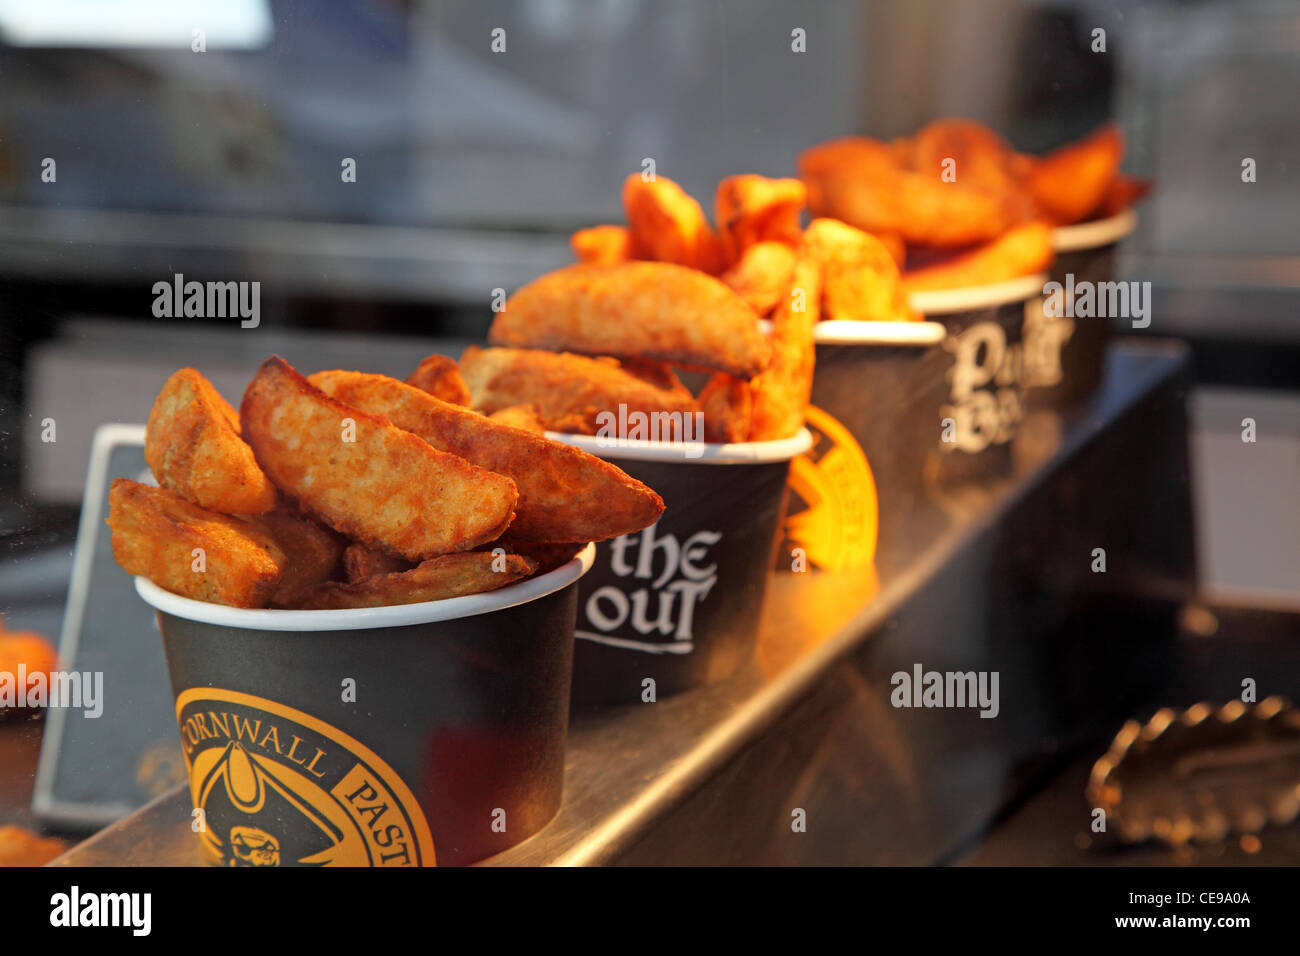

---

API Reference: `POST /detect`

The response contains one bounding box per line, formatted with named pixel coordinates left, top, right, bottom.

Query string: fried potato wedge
left=1094, top=173, right=1151, bottom=219
left=1024, top=124, right=1124, bottom=225
left=714, top=175, right=806, bottom=266
left=749, top=246, right=820, bottom=441
left=804, top=218, right=917, bottom=322
left=309, top=370, right=665, bottom=544
left=488, top=404, right=546, bottom=434
left=876, top=232, right=906, bottom=268
left=719, top=240, right=797, bottom=315
left=107, top=479, right=285, bottom=608
left=299, top=552, right=535, bottom=610
left=622, top=174, right=722, bottom=272
left=459, top=346, right=700, bottom=434
left=487, top=541, right=586, bottom=576
left=571, top=224, right=633, bottom=266
left=900, top=221, right=1054, bottom=293
left=406, top=354, right=471, bottom=407
left=341, top=542, right=412, bottom=583
left=801, top=137, right=1012, bottom=247
left=241, top=356, right=518, bottom=561
left=697, top=373, right=752, bottom=443
left=906, top=119, right=1021, bottom=204
left=491, top=262, right=770, bottom=378
left=145, top=368, right=277, bottom=514
left=245, top=510, right=345, bottom=607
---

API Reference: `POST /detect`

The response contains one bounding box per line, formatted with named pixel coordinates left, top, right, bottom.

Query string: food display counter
left=47, top=342, right=1213, bottom=867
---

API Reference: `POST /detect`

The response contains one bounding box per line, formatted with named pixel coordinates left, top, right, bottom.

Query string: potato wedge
left=804, top=218, right=915, bottom=322
left=749, top=246, right=820, bottom=441
left=299, top=552, right=535, bottom=610
left=459, top=346, right=700, bottom=434
left=1094, top=174, right=1151, bottom=219
left=801, top=136, right=1013, bottom=247
left=795, top=139, right=1008, bottom=252
left=622, top=174, right=722, bottom=272
left=876, top=232, right=906, bottom=268
left=107, top=479, right=285, bottom=608
left=406, top=354, right=471, bottom=407
left=1024, top=124, right=1124, bottom=225
left=487, top=541, right=586, bottom=576
left=697, top=373, right=753, bottom=444
left=488, top=404, right=546, bottom=434
left=713, top=174, right=806, bottom=266
left=491, top=262, right=770, bottom=378
left=906, top=118, right=1019, bottom=204
left=245, top=510, right=344, bottom=607
left=341, top=542, right=412, bottom=583
left=145, top=368, right=276, bottom=514
left=309, top=370, right=665, bottom=544
left=719, top=240, right=797, bottom=315
left=241, top=356, right=518, bottom=561
left=571, top=225, right=632, bottom=266
left=901, top=221, right=1054, bottom=293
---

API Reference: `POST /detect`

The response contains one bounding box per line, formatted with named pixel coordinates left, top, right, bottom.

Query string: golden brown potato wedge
left=801, top=136, right=1013, bottom=247
left=309, top=370, right=665, bottom=544
left=107, top=479, right=285, bottom=608
left=875, top=232, right=907, bottom=268
left=900, top=221, right=1054, bottom=293
left=245, top=510, right=345, bottom=607
left=486, top=541, right=586, bottom=576
left=1023, top=124, right=1124, bottom=225
left=459, top=346, right=699, bottom=435
left=341, top=542, right=412, bottom=583
left=571, top=225, right=633, bottom=266
left=697, top=373, right=753, bottom=443
left=804, top=218, right=916, bottom=322
left=719, top=240, right=797, bottom=315
left=145, top=368, right=276, bottom=514
left=713, top=174, right=806, bottom=266
left=491, top=262, right=770, bottom=378
left=748, top=245, right=821, bottom=441
left=488, top=404, right=546, bottom=434
left=405, top=354, right=471, bottom=407
left=622, top=174, right=722, bottom=273
left=1094, top=174, right=1151, bottom=219
left=241, top=356, right=518, bottom=561
left=299, top=552, right=535, bottom=610
left=905, top=118, right=1024, bottom=214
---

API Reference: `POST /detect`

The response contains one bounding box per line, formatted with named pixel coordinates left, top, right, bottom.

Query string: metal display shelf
left=51, top=340, right=1196, bottom=866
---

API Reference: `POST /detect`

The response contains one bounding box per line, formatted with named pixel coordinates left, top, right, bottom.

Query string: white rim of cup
left=757, top=318, right=947, bottom=348
left=548, top=427, right=813, bottom=464
left=1051, top=208, right=1138, bottom=253
left=907, top=272, right=1049, bottom=315
left=134, top=542, right=597, bottom=632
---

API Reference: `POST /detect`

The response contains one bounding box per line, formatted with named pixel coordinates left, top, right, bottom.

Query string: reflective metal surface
left=51, top=341, right=1194, bottom=866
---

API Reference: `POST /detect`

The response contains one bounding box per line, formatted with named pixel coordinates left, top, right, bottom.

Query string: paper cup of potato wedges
left=801, top=118, right=1152, bottom=417
left=465, top=171, right=836, bottom=704
left=110, top=357, right=665, bottom=865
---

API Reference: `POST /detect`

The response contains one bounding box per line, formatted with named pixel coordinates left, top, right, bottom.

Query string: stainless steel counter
left=51, top=340, right=1195, bottom=866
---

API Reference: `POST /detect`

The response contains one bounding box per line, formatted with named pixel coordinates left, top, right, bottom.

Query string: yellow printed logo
left=783, top=406, right=878, bottom=571
left=176, top=688, right=436, bottom=867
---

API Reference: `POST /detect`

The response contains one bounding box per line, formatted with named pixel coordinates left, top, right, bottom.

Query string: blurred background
left=0, top=0, right=1296, bottom=860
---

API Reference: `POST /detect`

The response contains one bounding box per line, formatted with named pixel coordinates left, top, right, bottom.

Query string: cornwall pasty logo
left=176, top=688, right=435, bottom=867
left=783, top=405, right=878, bottom=572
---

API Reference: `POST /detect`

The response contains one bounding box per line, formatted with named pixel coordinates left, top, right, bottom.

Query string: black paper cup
left=549, top=430, right=812, bottom=707
left=136, top=544, right=595, bottom=868
left=788, top=275, right=1044, bottom=569
left=1024, top=209, right=1138, bottom=404
left=909, top=274, right=1043, bottom=484
left=788, top=319, right=944, bottom=571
